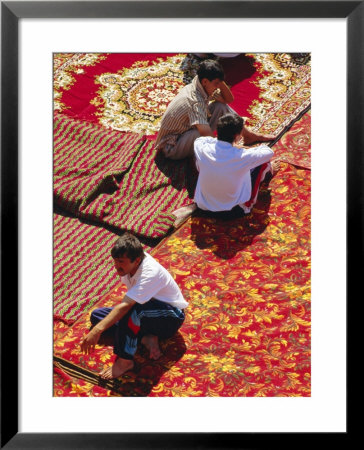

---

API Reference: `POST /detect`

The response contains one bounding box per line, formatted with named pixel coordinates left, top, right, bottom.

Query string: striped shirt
left=155, top=76, right=210, bottom=151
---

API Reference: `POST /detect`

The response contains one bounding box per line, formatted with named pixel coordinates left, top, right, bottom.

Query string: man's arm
left=241, top=126, right=275, bottom=145
left=195, top=123, right=215, bottom=137
left=213, top=81, right=234, bottom=104
left=241, top=145, right=274, bottom=170
left=80, top=296, right=136, bottom=354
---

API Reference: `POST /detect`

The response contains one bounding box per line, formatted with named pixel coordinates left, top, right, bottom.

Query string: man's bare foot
left=172, top=203, right=197, bottom=228
left=99, top=357, right=134, bottom=380
left=141, top=335, right=161, bottom=360
left=257, top=133, right=275, bottom=143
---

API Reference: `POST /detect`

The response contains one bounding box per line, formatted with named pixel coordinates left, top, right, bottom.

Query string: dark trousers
left=90, top=299, right=185, bottom=360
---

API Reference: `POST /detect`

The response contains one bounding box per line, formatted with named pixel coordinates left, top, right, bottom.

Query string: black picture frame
left=1, top=1, right=360, bottom=448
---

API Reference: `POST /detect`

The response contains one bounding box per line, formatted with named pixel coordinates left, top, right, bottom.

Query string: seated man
left=155, top=59, right=274, bottom=160
left=193, top=113, right=275, bottom=215
left=80, top=233, right=188, bottom=380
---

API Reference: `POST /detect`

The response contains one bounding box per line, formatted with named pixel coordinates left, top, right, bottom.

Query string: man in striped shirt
left=155, top=59, right=274, bottom=160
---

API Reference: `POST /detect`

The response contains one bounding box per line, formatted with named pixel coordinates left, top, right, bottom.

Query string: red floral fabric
left=274, top=110, right=311, bottom=168
left=54, top=158, right=311, bottom=397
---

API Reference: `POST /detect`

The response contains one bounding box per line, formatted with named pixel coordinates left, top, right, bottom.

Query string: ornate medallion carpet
left=54, top=52, right=310, bottom=137
left=54, top=109, right=311, bottom=397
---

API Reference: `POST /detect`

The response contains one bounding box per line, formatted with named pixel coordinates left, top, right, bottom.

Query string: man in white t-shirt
left=193, top=113, right=275, bottom=214
left=80, top=233, right=188, bottom=380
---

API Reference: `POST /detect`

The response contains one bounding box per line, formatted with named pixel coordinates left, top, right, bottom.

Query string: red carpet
left=274, top=109, right=311, bottom=168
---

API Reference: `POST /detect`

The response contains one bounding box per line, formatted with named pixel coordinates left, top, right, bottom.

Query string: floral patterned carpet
left=54, top=53, right=311, bottom=396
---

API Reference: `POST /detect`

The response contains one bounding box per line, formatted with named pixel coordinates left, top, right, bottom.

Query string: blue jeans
left=90, top=299, right=185, bottom=360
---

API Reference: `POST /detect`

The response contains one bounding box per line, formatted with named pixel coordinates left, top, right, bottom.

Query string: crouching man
left=193, top=113, right=277, bottom=215
left=80, top=233, right=188, bottom=380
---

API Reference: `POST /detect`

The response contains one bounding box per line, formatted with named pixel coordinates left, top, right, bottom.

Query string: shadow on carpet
left=54, top=331, right=186, bottom=397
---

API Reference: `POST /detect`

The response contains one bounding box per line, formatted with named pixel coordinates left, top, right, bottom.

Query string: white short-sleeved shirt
left=194, top=137, right=274, bottom=211
left=121, top=253, right=188, bottom=310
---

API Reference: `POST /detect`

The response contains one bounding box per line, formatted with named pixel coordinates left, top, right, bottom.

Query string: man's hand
left=233, top=137, right=247, bottom=149
left=80, top=327, right=102, bottom=354
left=79, top=298, right=136, bottom=355
left=213, top=81, right=234, bottom=104
left=242, top=127, right=275, bottom=145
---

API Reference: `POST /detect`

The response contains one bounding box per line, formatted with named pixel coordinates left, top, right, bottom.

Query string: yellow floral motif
left=70, top=382, right=90, bottom=395
left=195, top=295, right=221, bottom=309
left=245, top=366, right=261, bottom=374
left=206, top=379, right=225, bottom=395
left=241, top=269, right=257, bottom=279
left=99, top=352, right=112, bottom=363
left=276, top=185, right=289, bottom=194
left=182, top=353, right=198, bottom=361
left=227, top=327, right=242, bottom=339
left=151, top=383, right=164, bottom=393
left=155, top=377, right=203, bottom=397
left=164, top=365, right=184, bottom=378
left=201, top=354, right=220, bottom=364
left=245, top=289, right=266, bottom=303
left=238, top=340, right=253, bottom=352
left=86, top=360, right=97, bottom=368
left=185, top=279, right=196, bottom=289
left=173, top=268, right=191, bottom=276
left=253, top=308, right=285, bottom=324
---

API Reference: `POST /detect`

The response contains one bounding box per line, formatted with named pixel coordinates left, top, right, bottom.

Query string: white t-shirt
left=121, top=253, right=188, bottom=310
left=194, top=137, right=274, bottom=211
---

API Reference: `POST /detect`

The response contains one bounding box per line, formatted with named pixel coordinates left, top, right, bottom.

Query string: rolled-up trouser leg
left=208, top=102, right=238, bottom=131
left=165, top=128, right=200, bottom=160
left=240, top=163, right=272, bottom=213
left=90, top=307, right=116, bottom=337
left=162, top=103, right=238, bottom=160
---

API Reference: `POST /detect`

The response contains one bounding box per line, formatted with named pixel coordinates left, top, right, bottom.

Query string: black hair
left=216, top=113, right=244, bottom=143
left=111, top=233, right=145, bottom=262
left=197, top=59, right=225, bottom=82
